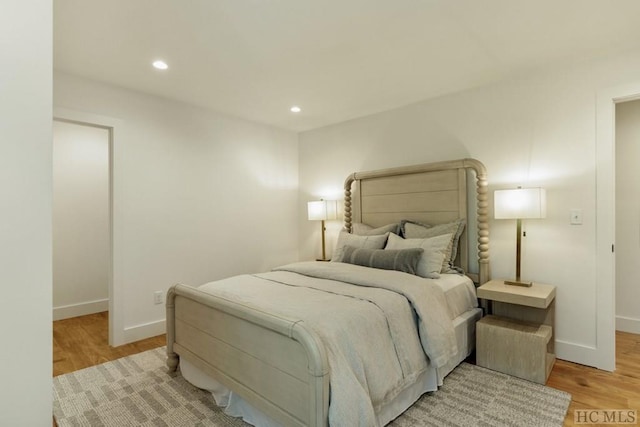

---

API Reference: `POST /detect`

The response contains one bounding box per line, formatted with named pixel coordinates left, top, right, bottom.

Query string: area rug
left=53, top=347, right=570, bottom=427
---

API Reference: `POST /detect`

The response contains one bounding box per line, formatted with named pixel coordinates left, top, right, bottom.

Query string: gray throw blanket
left=198, top=261, right=457, bottom=426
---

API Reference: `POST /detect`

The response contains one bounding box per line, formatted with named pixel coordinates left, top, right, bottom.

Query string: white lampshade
left=307, top=200, right=338, bottom=221
left=494, top=188, right=546, bottom=219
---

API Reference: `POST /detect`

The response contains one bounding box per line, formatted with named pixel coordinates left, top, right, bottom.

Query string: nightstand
left=476, top=279, right=556, bottom=384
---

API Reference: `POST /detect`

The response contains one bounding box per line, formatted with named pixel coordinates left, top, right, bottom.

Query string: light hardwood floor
left=547, top=331, right=640, bottom=426
left=53, top=313, right=639, bottom=426
left=53, top=311, right=165, bottom=377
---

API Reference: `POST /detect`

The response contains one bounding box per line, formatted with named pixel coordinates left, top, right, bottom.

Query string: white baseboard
left=122, top=319, right=166, bottom=345
left=555, top=340, right=600, bottom=369
left=53, top=298, right=109, bottom=321
left=616, top=315, right=640, bottom=334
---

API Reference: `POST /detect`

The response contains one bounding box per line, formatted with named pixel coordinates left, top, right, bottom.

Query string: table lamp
left=494, top=187, right=546, bottom=287
left=307, top=199, right=337, bottom=261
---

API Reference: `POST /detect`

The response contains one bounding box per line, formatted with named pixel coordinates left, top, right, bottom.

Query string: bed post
left=166, top=285, right=179, bottom=372
left=463, top=159, right=490, bottom=285
left=343, top=173, right=356, bottom=233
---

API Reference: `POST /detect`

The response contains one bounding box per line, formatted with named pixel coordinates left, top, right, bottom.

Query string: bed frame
left=166, top=158, right=489, bottom=427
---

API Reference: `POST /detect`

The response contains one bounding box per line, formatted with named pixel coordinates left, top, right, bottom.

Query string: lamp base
left=504, top=279, right=533, bottom=287
left=316, top=258, right=330, bottom=262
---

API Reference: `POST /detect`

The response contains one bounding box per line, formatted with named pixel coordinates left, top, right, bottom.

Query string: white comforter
left=197, top=261, right=458, bottom=426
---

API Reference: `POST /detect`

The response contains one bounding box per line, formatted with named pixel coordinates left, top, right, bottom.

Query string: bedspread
left=197, top=261, right=457, bottom=426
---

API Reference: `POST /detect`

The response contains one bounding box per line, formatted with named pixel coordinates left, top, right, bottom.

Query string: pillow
left=385, top=232, right=453, bottom=279
left=331, top=231, right=389, bottom=262
left=352, top=222, right=400, bottom=236
left=340, top=245, right=423, bottom=275
left=401, top=219, right=466, bottom=273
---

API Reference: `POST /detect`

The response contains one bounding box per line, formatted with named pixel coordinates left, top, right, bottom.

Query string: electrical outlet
left=154, top=291, right=164, bottom=305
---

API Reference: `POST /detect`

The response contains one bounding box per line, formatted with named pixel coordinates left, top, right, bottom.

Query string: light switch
left=570, top=209, right=583, bottom=225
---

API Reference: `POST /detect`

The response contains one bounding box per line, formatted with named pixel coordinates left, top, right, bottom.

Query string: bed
left=166, top=158, right=490, bottom=427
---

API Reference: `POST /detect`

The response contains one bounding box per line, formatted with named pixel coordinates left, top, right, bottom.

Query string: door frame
left=596, top=83, right=640, bottom=371
left=53, top=107, right=124, bottom=346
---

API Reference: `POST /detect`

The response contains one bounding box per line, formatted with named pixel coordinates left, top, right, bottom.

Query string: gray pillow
left=401, top=219, right=466, bottom=273
left=351, top=222, right=400, bottom=236
left=385, top=232, right=453, bottom=279
left=331, top=231, right=389, bottom=262
left=340, top=245, right=423, bottom=275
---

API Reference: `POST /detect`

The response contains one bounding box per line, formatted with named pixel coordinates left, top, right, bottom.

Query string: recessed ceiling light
left=290, top=106, right=301, bottom=113
left=152, top=60, right=168, bottom=70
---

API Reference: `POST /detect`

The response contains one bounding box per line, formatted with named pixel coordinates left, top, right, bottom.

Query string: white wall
left=0, top=1, right=52, bottom=425
left=615, top=99, right=640, bottom=334
left=54, top=72, right=299, bottom=344
left=299, top=48, right=640, bottom=367
left=53, top=121, right=110, bottom=320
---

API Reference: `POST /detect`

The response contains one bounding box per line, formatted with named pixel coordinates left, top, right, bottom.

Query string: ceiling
left=54, top=1, right=640, bottom=132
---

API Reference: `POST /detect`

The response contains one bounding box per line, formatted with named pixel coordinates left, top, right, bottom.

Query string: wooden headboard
left=343, top=158, right=490, bottom=285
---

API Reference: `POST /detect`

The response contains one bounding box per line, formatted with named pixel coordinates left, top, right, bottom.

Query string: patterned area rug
left=53, top=347, right=570, bottom=427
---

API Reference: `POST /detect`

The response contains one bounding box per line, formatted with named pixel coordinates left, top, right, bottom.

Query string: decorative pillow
left=385, top=232, right=453, bottom=279
left=340, top=245, right=423, bottom=275
left=401, top=219, right=466, bottom=273
left=331, top=231, right=389, bottom=262
left=352, top=222, right=401, bottom=236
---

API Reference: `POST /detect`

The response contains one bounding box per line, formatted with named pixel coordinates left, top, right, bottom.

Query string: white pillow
left=384, top=232, right=453, bottom=279
left=402, top=219, right=466, bottom=273
left=331, top=231, right=389, bottom=262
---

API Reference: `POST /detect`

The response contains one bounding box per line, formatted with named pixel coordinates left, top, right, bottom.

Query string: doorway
left=53, top=108, right=124, bottom=346
left=615, top=99, right=640, bottom=335
left=596, top=83, right=640, bottom=372
left=53, top=120, right=110, bottom=322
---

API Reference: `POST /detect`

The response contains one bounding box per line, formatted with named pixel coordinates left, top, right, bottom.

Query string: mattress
left=180, top=272, right=480, bottom=427
left=436, top=273, right=479, bottom=319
